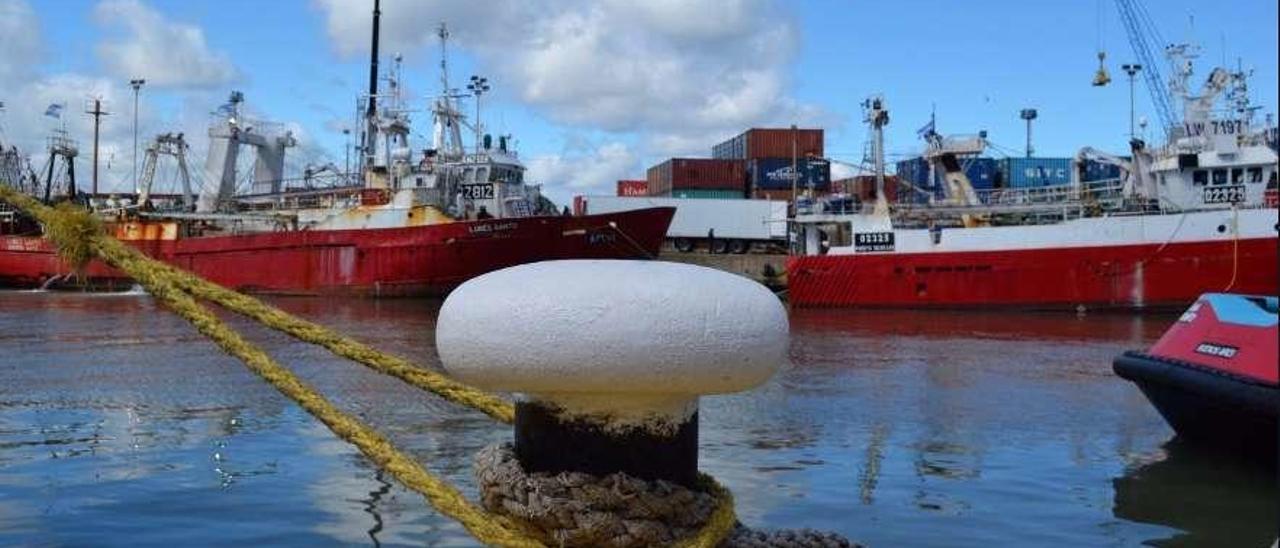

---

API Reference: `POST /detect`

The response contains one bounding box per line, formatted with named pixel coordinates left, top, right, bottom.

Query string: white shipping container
left=580, top=196, right=787, bottom=241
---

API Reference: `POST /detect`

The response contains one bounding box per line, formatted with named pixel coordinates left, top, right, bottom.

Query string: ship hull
left=0, top=207, right=675, bottom=296
left=787, top=236, right=1278, bottom=309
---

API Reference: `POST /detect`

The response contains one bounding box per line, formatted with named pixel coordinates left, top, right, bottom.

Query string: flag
left=44, top=103, right=63, bottom=119
left=915, top=119, right=934, bottom=138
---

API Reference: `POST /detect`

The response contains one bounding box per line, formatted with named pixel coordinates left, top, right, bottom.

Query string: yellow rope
left=155, top=263, right=515, bottom=424
left=2, top=183, right=513, bottom=424
left=0, top=185, right=738, bottom=547
left=103, top=240, right=544, bottom=546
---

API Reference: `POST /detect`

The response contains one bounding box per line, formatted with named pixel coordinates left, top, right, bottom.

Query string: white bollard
left=438, top=259, right=788, bottom=485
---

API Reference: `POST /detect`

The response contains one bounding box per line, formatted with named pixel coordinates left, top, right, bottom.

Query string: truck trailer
left=577, top=196, right=788, bottom=254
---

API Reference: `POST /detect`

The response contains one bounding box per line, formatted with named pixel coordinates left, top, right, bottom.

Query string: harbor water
left=0, top=290, right=1275, bottom=546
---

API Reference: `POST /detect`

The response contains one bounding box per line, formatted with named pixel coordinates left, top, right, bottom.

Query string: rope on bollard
left=0, top=185, right=742, bottom=547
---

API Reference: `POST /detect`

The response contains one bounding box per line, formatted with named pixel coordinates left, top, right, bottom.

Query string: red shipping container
left=646, top=158, right=745, bottom=195
left=847, top=175, right=899, bottom=203
left=616, top=180, right=648, bottom=196
left=713, top=128, right=824, bottom=160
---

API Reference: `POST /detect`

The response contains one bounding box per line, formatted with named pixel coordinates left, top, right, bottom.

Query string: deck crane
left=1110, top=0, right=1182, bottom=137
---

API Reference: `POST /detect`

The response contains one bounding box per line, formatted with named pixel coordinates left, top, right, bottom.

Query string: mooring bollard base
left=514, top=400, right=699, bottom=486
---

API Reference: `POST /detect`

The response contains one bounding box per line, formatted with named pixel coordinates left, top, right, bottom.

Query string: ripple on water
left=1, top=292, right=1275, bottom=546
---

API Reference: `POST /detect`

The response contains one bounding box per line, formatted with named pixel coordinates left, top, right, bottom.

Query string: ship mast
left=361, top=0, right=381, bottom=176
left=864, top=96, right=890, bottom=215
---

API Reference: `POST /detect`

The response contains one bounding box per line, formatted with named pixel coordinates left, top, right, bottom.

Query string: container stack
left=646, top=158, right=747, bottom=199
left=618, top=127, right=827, bottom=201
left=711, top=128, right=828, bottom=199
left=894, top=157, right=1000, bottom=202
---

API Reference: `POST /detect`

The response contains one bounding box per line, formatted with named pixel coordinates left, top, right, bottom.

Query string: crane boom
left=1113, top=0, right=1178, bottom=134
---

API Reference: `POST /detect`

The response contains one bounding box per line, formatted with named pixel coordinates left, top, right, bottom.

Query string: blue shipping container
left=748, top=158, right=831, bottom=191
left=896, top=157, right=997, bottom=191
left=961, top=158, right=998, bottom=190
left=1082, top=159, right=1123, bottom=182
left=895, top=158, right=930, bottom=187
left=1000, top=157, right=1072, bottom=187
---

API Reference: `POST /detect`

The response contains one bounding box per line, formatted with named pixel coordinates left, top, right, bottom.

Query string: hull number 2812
left=461, top=183, right=495, bottom=200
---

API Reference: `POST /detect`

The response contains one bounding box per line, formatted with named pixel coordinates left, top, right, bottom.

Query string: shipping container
left=659, top=189, right=745, bottom=200
left=616, top=179, right=648, bottom=196
left=895, top=157, right=931, bottom=188
left=646, top=158, right=746, bottom=196
left=712, top=128, right=824, bottom=160
left=1081, top=160, right=1123, bottom=182
left=896, top=157, right=999, bottom=190
left=747, top=157, right=831, bottom=191
left=840, top=175, right=900, bottom=203
left=962, top=158, right=999, bottom=190
left=1000, top=157, right=1072, bottom=188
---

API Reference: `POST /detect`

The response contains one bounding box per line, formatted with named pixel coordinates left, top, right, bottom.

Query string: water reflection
left=1112, top=441, right=1278, bottom=547
left=364, top=471, right=392, bottom=547
left=3, top=290, right=1273, bottom=547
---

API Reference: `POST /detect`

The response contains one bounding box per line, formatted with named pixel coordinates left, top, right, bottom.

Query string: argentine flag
left=44, top=103, right=63, bottom=119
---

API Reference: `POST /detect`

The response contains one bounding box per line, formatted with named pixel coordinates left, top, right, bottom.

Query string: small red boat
left=1114, top=293, right=1279, bottom=462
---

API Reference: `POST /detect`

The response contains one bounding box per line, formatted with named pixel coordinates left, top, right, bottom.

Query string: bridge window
left=1231, top=168, right=1244, bottom=184
left=1211, top=169, right=1227, bottom=185
left=1192, top=170, right=1207, bottom=186
left=1247, top=167, right=1263, bottom=183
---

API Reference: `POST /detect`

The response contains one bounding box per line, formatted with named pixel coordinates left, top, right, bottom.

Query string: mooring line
left=0, top=185, right=738, bottom=548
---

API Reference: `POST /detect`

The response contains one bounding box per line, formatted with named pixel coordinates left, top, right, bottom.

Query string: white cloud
left=525, top=140, right=639, bottom=197
left=1, top=1, right=245, bottom=194
left=313, top=0, right=831, bottom=161
left=831, top=161, right=858, bottom=181
left=0, top=0, right=40, bottom=82
left=94, top=0, right=236, bottom=89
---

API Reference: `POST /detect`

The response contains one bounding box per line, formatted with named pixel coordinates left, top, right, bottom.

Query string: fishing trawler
left=0, top=5, right=673, bottom=296
left=787, top=45, right=1278, bottom=309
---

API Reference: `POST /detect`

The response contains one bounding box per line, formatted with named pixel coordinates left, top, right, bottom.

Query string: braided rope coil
left=475, top=444, right=856, bottom=548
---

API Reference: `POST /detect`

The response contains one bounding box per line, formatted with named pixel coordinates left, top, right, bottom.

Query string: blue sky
left=2, top=0, right=1276, bottom=202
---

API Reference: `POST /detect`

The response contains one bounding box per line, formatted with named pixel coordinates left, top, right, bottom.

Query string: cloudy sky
left=0, top=0, right=1275, bottom=203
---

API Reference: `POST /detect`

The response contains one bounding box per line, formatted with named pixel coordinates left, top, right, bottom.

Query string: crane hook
left=1093, top=51, right=1112, bottom=86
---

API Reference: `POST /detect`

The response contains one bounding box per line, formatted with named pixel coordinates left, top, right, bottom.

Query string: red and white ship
left=789, top=52, right=1278, bottom=309
left=0, top=8, right=673, bottom=296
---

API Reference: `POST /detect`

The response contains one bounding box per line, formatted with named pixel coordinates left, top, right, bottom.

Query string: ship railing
left=974, top=179, right=1126, bottom=207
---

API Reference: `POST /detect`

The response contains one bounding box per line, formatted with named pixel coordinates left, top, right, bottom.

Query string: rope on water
left=157, top=262, right=516, bottom=424
left=93, top=240, right=546, bottom=547
left=1, top=184, right=513, bottom=424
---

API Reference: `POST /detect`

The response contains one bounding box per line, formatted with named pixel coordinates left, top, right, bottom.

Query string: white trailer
left=579, top=196, right=788, bottom=254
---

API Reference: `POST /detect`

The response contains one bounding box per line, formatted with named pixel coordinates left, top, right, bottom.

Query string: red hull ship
left=789, top=57, right=1279, bottom=309
left=0, top=8, right=678, bottom=295
left=788, top=231, right=1278, bottom=309
left=0, top=207, right=674, bottom=296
